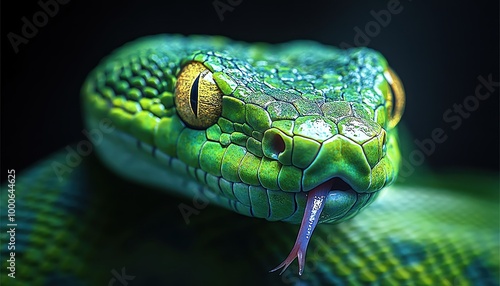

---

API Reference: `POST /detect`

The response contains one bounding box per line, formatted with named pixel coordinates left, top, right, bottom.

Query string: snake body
left=1, top=35, right=498, bottom=285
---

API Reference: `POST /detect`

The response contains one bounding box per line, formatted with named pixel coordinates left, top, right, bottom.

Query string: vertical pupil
left=190, top=74, right=201, bottom=117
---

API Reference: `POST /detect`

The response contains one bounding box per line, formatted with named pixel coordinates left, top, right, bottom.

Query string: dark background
left=2, top=0, right=499, bottom=177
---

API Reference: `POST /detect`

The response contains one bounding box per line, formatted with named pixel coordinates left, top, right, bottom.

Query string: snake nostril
left=270, top=133, right=286, bottom=155
left=262, top=129, right=291, bottom=161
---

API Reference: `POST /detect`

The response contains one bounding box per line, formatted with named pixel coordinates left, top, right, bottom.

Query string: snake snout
left=259, top=115, right=391, bottom=196
left=301, top=116, right=389, bottom=194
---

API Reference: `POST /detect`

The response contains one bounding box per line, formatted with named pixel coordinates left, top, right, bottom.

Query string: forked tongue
left=270, top=180, right=333, bottom=275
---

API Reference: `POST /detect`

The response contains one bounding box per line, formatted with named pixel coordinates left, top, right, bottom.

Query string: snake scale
left=1, top=34, right=498, bottom=285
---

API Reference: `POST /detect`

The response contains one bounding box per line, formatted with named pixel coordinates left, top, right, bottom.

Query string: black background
left=2, top=0, right=499, bottom=178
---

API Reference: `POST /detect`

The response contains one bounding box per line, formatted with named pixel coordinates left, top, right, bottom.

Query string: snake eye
left=175, top=61, right=223, bottom=129
left=384, top=67, right=406, bottom=129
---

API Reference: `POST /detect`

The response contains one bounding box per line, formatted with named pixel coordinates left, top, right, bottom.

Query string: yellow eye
left=175, top=61, right=223, bottom=129
left=384, top=67, right=406, bottom=129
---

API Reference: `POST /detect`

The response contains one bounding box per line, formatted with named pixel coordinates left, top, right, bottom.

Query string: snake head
left=172, top=43, right=405, bottom=275
left=171, top=42, right=405, bottom=224
left=82, top=35, right=405, bottom=276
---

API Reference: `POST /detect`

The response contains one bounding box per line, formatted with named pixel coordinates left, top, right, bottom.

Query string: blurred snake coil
left=1, top=34, right=499, bottom=286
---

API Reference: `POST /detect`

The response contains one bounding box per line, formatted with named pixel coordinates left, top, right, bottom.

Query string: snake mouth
left=321, top=177, right=353, bottom=192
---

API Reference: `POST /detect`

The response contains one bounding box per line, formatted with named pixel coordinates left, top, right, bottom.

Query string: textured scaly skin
left=1, top=35, right=498, bottom=285
left=82, top=34, right=399, bottom=224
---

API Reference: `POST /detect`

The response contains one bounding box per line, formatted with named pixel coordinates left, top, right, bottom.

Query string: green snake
left=1, top=34, right=498, bottom=285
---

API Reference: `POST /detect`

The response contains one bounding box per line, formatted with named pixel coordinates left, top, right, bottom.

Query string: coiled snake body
left=1, top=35, right=498, bottom=285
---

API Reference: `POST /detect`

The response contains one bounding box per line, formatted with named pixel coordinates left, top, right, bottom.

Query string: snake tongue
left=270, top=179, right=333, bottom=275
